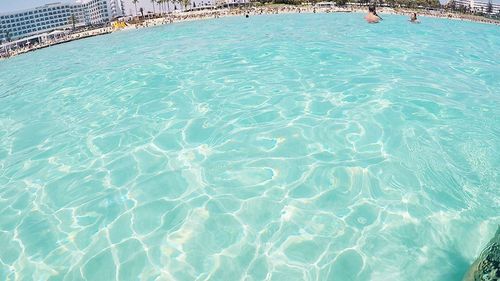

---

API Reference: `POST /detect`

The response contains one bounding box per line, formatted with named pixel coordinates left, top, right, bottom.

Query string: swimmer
left=409, top=13, right=420, bottom=23
left=365, top=6, right=382, bottom=23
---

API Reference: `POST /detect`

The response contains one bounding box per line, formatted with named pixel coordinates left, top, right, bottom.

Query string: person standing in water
left=409, top=13, right=420, bottom=23
left=365, top=6, right=382, bottom=23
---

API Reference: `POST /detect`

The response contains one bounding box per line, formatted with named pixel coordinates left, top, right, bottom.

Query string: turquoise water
left=0, top=13, right=499, bottom=281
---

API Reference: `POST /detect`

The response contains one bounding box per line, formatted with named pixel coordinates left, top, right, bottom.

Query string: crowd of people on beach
left=1, top=4, right=499, bottom=60
left=133, top=4, right=499, bottom=28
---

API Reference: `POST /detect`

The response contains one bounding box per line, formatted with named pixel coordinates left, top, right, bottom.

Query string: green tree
left=486, top=0, right=493, bottom=13
left=334, top=0, right=347, bottom=6
left=68, top=14, right=77, bottom=30
left=448, top=0, right=456, bottom=10
left=182, top=0, right=191, bottom=11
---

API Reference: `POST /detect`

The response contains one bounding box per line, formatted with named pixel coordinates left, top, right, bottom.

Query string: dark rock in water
left=463, top=226, right=500, bottom=281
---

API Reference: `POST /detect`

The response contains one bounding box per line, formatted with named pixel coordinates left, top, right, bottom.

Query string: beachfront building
left=185, top=0, right=250, bottom=10
left=224, top=0, right=251, bottom=7
left=108, top=0, right=127, bottom=18
left=190, top=0, right=217, bottom=9
left=0, top=0, right=126, bottom=42
left=447, top=0, right=500, bottom=13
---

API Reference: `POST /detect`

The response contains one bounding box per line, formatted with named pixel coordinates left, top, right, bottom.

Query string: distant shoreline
left=1, top=5, right=499, bottom=60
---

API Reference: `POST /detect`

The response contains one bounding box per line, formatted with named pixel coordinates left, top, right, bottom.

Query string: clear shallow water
left=0, top=13, right=499, bottom=281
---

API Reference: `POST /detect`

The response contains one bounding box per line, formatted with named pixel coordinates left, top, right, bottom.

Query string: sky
left=0, top=0, right=498, bottom=14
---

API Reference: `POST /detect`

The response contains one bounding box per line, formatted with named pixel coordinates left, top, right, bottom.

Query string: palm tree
left=139, top=7, right=144, bottom=18
left=448, top=0, right=456, bottom=10
left=162, top=0, right=167, bottom=14
left=486, top=0, right=493, bottom=13
left=158, top=0, right=164, bottom=15
left=182, top=0, right=190, bottom=11
left=132, top=0, right=139, bottom=16
left=151, top=0, right=156, bottom=14
left=157, top=0, right=163, bottom=15
left=68, top=14, right=77, bottom=30
left=166, top=0, right=171, bottom=13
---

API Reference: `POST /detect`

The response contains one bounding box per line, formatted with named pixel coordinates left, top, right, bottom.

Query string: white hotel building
left=448, top=0, right=500, bottom=13
left=0, top=0, right=126, bottom=42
